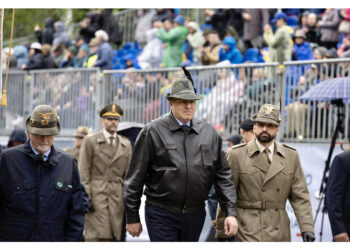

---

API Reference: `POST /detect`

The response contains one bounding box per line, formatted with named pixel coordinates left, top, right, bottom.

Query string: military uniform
left=79, top=104, right=132, bottom=241
left=216, top=104, right=314, bottom=242
left=64, top=126, right=90, bottom=161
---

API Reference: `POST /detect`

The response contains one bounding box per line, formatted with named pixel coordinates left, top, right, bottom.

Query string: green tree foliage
left=3, top=9, right=91, bottom=41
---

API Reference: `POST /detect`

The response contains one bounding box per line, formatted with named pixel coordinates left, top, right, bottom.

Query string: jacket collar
left=24, top=140, right=58, bottom=167
left=247, top=138, right=286, bottom=159
left=168, top=112, right=199, bottom=134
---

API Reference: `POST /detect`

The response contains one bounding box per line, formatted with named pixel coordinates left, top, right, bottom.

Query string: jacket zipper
left=182, top=131, right=188, bottom=213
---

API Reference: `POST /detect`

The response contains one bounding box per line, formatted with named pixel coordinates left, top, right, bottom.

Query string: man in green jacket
left=263, top=12, right=292, bottom=65
left=157, top=15, right=188, bottom=67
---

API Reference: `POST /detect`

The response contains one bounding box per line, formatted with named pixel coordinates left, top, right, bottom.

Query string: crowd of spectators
left=2, top=8, right=350, bottom=72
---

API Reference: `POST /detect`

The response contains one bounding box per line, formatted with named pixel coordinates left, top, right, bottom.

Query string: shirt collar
left=255, top=139, right=274, bottom=154
left=173, top=114, right=191, bottom=127
left=103, top=128, right=117, bottom=141
left=29, top=141, right=51, bottom=161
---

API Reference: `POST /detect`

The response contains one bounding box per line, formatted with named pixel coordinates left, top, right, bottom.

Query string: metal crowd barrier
left=282, top=58, right=350, bottom=143
left=1, top=59, right=350, bottom=144
left=0, top=68, right=100, bottom=137
left=103, top=63, right=281, bottom=139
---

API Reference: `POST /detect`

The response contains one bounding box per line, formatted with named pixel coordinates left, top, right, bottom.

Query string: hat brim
left=251, top=115, right=280, bottom=126
left=26, top=117, right=61, bottom=136
left=74, top=133, right=86, bottom=138
left=166, top=93, right=203, bottom=101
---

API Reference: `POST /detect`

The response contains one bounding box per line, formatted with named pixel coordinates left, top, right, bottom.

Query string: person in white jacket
left=186, top=21, right=205, bottom=64
left=137, top=27, right=164, bottom=69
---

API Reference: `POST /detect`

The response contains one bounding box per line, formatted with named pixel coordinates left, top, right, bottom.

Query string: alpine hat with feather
left=166, top=66, right=203, bottom=101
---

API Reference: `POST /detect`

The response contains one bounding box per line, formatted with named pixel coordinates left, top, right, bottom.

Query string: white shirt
left=103, top=129, right=117, bottom=146
left=255, top=139, right=274, bottom=163
left=173, top=115, right=191, bottom=127
left=30, top=141, right=51, bottom=161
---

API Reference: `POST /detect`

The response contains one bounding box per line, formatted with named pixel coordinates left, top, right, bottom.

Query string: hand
left=317, top=20, right=323, bottom=28
left=87, top=199, right=94, bottom=213
left=264, top=24, right=272, bottom=33
left=242, top=12, right=251, bottom=21
left=34, top=25, right=41, bottom=32
left=334, top=232, right=350, bottom=242
left=126, top=223, right=143, bottom=237
left=302, top=231, right=315, bottom=242
left=211, top=219, right=216, bottom=228
left=224, top=216, right=238, bottom=236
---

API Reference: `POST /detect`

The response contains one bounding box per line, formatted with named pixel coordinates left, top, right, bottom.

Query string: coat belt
left=236, top=200, right=285, bottom=210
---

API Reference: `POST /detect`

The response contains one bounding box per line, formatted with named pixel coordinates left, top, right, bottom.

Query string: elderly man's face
left=169, top=98, right=196, bottom=124
left=27, top=131, right=54, bottom=154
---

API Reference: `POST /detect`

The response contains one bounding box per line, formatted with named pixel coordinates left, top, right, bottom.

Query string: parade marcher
left=64, top=126, right=90, bottom=161
left=326, top=150, right=350, bottom=242
left=215, top=104, right=315, bottom=242
left=79, top=104, right=132, bottom=241
left=0, top=105, right=88, bottom=241
left=239, top=119, right=255, bottom=143
left=123, top=68, right=238, bottom=242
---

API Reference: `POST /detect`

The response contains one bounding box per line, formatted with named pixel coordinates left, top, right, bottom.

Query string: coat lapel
left=263, top=141, right=287, bottom=185
left=248, top=139, right=269, bottom=173
left=96, top=132, right=115, bottom=159
left=111, top=134, right=127, bottom=163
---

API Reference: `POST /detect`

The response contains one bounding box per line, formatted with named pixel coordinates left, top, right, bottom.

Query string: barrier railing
left=1, top=59, right=350, bottom=144
left=282, top=58, right=350, bottom=143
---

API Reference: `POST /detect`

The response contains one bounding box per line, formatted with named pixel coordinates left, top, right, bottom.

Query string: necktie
left=264, top=148, right=271, bottom=164
left=40, top=154, right=44, bottom=160
left=181, top=125, right=190, bottom=132
left=109, top=136, right=115, bottom=148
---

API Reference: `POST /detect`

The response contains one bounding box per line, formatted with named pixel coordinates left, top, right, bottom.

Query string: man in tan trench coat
left=64, top=126, right=89, bottom=161
left=79, top=104, right=132, bottom=241
left=216, top=104, right=315, bottom=242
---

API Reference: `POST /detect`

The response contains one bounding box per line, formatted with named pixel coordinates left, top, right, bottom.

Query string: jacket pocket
left=201, top=144, right=213, bottom=166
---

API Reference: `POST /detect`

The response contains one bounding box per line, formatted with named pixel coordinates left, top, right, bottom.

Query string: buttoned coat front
left=78, top=132, right=132, bottom=240
left=216, top=139, right=314, bottom=241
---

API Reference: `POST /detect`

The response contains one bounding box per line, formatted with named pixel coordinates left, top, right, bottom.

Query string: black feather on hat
left=182, top=66, right=197, bottom=93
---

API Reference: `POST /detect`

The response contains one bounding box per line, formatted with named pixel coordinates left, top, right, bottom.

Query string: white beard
left=37, top=145, right=50, bottom=153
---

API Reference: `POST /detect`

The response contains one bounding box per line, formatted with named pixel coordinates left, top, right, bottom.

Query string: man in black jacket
left=123, top=71, right=238, bottom=241
left=0, top=105, right=88, bottom=241
left=326, top=150, right=350, bottom=242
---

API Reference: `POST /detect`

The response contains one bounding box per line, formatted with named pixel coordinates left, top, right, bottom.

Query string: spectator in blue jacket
left=293, top=29, right=314, bottom=61
left=218, top=36, right=243, bottom=64
left=94, top=30, right=114, bottom=69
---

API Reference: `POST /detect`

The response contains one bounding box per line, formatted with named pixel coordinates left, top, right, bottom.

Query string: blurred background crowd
left=3, top=8, right=350, bottom=72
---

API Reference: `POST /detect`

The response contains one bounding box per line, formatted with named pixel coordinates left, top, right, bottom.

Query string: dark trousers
left=145, top=204, right=206, bottom=242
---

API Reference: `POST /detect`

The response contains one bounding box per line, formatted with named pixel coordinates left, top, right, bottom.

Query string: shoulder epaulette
left=232, top=143, right=246, bottom=149
left=283, top=144, right=296, bottom=151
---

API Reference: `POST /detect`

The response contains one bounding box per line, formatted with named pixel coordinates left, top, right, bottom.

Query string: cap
left=26, top=105, right=61, bottom=136
left=174, top=15, right=185, bottom=25
left=100, top=104, right=123, bottom=119
left=166, top=76, right=203, bottom=101
left=271, top=12, right=287, bottom=24
left=227, top=135, right=242, bottom=145
left=30, top=42, right=42, bottom=50
left=74, top=126, right=90, bottom=138
left=251, top=104, right=281, bottom=126
left=240, top=119, right=255, bottom=131
left=294, top=29, right=306, bottom=39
